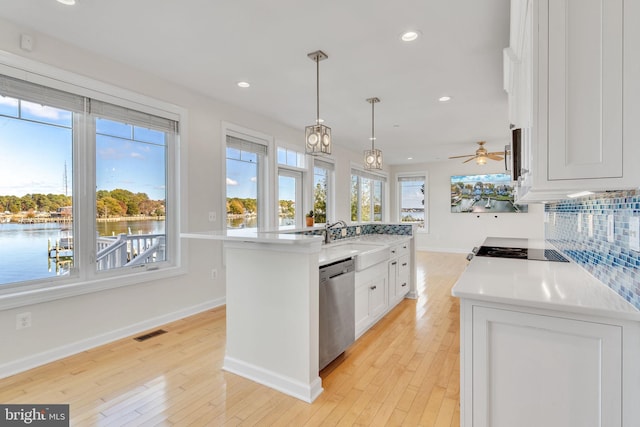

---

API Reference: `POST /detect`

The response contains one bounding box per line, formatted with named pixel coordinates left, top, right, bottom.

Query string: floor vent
left=134, top=329, right=168, bottom=342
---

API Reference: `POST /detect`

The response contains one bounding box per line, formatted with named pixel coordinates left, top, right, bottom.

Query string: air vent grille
left=134, top=329, right=167, bottom=342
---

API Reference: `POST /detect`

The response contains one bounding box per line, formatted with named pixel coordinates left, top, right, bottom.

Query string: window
left=226, top=135, right=267, bottom=230
left=313, top=159, right=334, bottom=224
left=277, top=146, right=305, bottom=168
left=350, top=168, right=386, bottom=223
left=0, top=73, right=180, bottom=293
left=278, top=169, right=302, bottom=228
left=92, top=101, right=174, bottom=271
left=398, top=175, right=426, bottom=229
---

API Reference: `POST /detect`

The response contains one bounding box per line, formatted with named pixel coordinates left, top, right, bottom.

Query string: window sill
left=0, top=265, right=186, bottom=310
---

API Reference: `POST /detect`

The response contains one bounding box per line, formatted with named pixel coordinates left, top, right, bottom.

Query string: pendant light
left=305, top=50, right=332, bottom=155
left=364, top=97, right=382, bottom=170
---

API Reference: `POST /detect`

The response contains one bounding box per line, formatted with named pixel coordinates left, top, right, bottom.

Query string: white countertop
left=452, top=251, right=640, bottom=321
left=180, top=229, right=321, bottom=245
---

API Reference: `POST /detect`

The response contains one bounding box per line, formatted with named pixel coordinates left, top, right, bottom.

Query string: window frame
left=0, top=54, right=186, bottom=310
left=396, top=172, right=428, bottom=232
left=312, top=158, right=334, bottom=225
left=222, top=123, right=272, bottom=231
left=277, top=167, right=303, bottom=229
left=350, top=166, right=387, bottom=223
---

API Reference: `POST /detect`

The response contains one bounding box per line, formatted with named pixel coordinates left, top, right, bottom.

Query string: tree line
left=0, top=189, right=164, bottom=217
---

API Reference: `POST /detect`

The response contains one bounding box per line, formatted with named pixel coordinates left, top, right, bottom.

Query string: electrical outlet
left=630, top=217, right=640, bottom=252
left=16, top=312, right=31, bottom=330
left=577, top=213, right=582, bottom=232
left=356, top=226, right=361, bottom=235
left=208, top=211, right=216, bottom=222
left=607, top=215, right=615, bottom=243
left=211, top=269, right=218, bottom=280
left=587, top=214, right=594, bottom=238
left=341, top=228, right=347, bottom=237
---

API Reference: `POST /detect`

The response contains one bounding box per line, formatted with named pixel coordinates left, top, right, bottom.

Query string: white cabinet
left=355, top=262, right=387, bottom=338
left=388, top=241, right=410, bottom=307
left=508, top=0, right=640, bottom=202
left=460, top=299, right=640, bottom=427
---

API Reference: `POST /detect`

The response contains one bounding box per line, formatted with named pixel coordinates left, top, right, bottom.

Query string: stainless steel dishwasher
left=319, top=257, right=355, bottom=370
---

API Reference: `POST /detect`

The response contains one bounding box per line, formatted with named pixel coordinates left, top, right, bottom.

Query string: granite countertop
left=452, top=238, right=640, bottom=321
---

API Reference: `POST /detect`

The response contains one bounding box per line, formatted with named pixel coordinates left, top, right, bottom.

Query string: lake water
left=0, top=220, right=165, bottom=286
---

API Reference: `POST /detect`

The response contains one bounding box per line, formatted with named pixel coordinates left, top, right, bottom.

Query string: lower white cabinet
left=460, top=299, right=640, bottom=427
left=355, top=262, right=387, bottom=338
left=354, top=238, right=413, bottom=338
left=388, top=254, right=410, bottom=306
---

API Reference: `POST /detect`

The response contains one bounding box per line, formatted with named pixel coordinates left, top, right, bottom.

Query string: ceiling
left=0, top=0, right=511, bottom=165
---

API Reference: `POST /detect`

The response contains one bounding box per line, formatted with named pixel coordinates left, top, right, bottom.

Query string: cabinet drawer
left=390, top=241, right=410, bottom=258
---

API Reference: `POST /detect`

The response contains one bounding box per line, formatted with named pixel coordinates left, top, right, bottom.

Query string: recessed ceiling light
left=237, top=81, right=250, bottom=88
left=439, top=96, right=452, bottom=102
left=401, top=31, right=420, bottom=42
left=57, top=0, right=76, bottom=5
left=407, top=157, right=413, bottom=160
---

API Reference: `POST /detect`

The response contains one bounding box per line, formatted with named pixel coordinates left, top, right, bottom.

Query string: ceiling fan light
left=476, top=156, right=487, bottom=165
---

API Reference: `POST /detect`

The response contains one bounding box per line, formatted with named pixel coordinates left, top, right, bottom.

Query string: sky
left=0, top=97, right=167, bottom=202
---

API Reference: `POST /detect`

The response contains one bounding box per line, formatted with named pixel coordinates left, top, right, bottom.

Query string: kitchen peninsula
left=182, top=225, right=415, bottom=403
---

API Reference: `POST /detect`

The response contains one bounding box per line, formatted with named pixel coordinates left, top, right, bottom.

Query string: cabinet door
left=472, top=306, right=622, bottom=427
left=397, top=255, right=410, bottom=297
left=545, top=0, right=623, bottom=180
left=355, top=284, right=370, bottom=336
left=388, top=259, right=398, bottom=303
left=368, top=276, right=387, bottom=320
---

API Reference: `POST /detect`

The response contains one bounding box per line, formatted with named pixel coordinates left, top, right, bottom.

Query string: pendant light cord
left=316, top=56, right=320, bottom=124
left=371, top=99, right=375, bottom=151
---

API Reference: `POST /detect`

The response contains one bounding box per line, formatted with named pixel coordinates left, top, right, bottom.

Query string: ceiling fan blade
left=463, top=157, right=477, bottom=163
left=448, top=154, right=475, bottom=159
left=487, top=154, right=504, bottom=161
left=487, top=151, right=505, bottom=155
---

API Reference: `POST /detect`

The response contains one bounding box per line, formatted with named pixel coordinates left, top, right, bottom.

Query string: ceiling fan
left=448, top=141, right=504, bottom=165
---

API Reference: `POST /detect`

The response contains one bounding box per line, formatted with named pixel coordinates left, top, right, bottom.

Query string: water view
left=0, top=220, right=165, bottom=285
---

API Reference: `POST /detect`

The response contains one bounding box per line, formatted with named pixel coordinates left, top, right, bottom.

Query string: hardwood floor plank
left=0, top=251, right=468, bottom=426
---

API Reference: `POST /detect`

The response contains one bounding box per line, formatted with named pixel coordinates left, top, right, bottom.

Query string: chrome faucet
left=324, top=220, right=347, bottom=244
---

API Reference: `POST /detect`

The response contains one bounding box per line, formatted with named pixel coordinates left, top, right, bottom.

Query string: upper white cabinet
left=508, top=0, right=640, bottom=202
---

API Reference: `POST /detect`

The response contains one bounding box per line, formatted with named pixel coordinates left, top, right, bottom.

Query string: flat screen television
left=450, top=173, right=527, bottom=213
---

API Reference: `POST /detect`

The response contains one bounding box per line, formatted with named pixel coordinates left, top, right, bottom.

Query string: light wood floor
left=0, top=251, right=469, bottom=426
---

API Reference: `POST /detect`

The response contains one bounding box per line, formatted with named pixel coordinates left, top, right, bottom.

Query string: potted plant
left=305, top=210, right=314, bottom=227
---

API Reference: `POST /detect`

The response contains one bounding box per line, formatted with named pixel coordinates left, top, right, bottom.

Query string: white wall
left=0, top=18, right=372, bottom=375
left=390, top=159, right=544, bottom=253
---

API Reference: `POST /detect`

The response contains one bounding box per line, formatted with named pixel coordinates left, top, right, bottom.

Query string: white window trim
left=277, top=168, right=303, bottom=229
left=0, top=51, right=187, bottom=310
left=350, top=163, right=388, bottom=223
left=221, top=122, right=273, bottom=230
left=312, top=158, right=335, bottom=225
left=396, top=171, right=429, bottom=233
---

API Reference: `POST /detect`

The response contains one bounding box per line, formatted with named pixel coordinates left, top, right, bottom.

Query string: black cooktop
left=475, top=246, right=569, bottom=262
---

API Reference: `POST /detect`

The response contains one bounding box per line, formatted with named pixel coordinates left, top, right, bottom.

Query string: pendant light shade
left=305, top=50, right=331, bottom=155
left=364, top=97, right=382, bottom=170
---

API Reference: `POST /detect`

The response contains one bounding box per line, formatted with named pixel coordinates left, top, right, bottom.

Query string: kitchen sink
left=319, top=241, right=390, bottom=271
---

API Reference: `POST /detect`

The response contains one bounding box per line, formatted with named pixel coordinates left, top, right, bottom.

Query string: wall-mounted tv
left=450, top=173, right=527, bottom=213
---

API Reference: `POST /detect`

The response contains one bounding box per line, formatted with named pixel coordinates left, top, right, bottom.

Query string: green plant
left=306, top=210, right=314, bottom=218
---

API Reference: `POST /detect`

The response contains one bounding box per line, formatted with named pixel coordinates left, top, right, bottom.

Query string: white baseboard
left=223, top=355, right=323, bottom=403
left=0, top=297, right=225, bottom=379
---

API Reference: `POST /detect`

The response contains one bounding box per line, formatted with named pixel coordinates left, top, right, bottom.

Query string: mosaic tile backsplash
left=545, top=190, right=640, bottom=310
left=294, top=223, right=414, bottom=242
